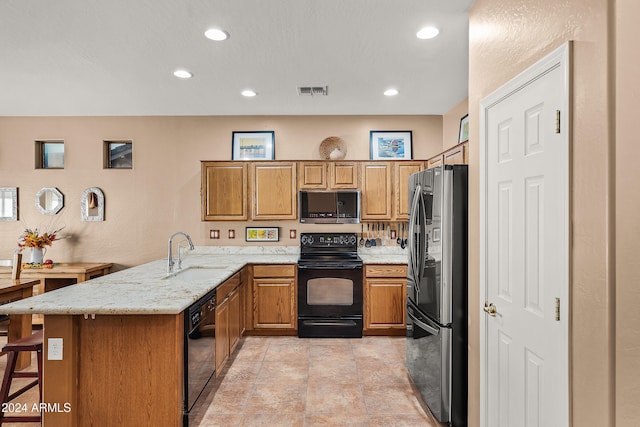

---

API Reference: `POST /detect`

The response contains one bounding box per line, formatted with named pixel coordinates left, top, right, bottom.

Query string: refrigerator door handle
left=407, top=303, right=440, bottom=336
left=407, top=184, right=422, bottom=290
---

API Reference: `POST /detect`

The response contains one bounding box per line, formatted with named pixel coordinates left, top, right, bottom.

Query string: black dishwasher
left=183, top=288, right=216, bottom=425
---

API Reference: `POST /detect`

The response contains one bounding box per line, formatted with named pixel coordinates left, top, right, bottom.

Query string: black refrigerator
left=406, top=165, right=468, bottom=427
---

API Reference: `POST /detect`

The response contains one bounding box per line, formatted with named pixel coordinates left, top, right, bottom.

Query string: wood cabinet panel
left=364, top=278, right=407, bottom=330
left=252, top=162, right=297, bottom=220
left=443, top=142, right=467, bottom=165
left=201, top=161, right=248, bottom=220
left=427, top=155, right=444, bottom=169
left=298, top=162, right=328, bottom=189
left=252, top=278, right=296, bottom=329
left=329, top=162, right=358, bottom=189
left=394, top=161, right=424, bottom=219
left=215, top=297, right=230, bottom=374
left=253, top=264, right=296, bottom=278
left=360, top=162, right=392, bottom=220
left=364, top=264, right=407, bottom=278
left=229, top=287, right=241, bottom=354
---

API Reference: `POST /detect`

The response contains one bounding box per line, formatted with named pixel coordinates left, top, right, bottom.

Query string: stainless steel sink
left=162, top=266, right=227, bottom=281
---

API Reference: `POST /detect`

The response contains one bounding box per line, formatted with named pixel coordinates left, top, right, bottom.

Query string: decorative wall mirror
left=35, top=187, right=64, bottom=215
left=81, top=187, right=105, bottom=221
left=0, top=187, right=18, bottom=221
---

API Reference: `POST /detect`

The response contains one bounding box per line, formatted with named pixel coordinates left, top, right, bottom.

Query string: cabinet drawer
left=364, top=264, right=407, bottom=278
left=217, top=272, right=241, bottom=303
left=253, top=264, right=296, bottom=278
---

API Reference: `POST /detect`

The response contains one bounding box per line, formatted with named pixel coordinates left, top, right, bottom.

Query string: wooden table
left=0, top=278, right=38, bottom=370
left=0, top=262, right=112, bottom=323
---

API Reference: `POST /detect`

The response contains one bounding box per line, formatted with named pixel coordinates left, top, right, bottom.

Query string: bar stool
left=0, top=330, right=43, bottom=424
left=0, top=253, right=43, bottom=425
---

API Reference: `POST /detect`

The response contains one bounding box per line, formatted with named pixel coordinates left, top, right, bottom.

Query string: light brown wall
left=442, top=98, right=468, bottom=150
left=469, top=1, right=615, bottom=426
left=616, top=0, right=640, bottom=425
left=0, top=115, right=442, bottom=270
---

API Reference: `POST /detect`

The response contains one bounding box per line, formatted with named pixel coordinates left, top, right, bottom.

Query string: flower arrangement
left=17, top=226, right=64, bottom=250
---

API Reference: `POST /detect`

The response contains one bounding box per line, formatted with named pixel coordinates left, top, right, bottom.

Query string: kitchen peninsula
left=1, top=247, right=407, bottom=426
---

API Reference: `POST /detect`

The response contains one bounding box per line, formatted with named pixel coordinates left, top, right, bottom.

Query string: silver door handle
left=483, top=301, right=497, bottom=317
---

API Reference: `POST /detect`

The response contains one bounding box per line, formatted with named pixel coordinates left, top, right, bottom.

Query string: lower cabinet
left=215, top=271, right=245, bottom=375
left=364, top=264, right=407, bottom=335
left=252, top=264, right=297, bottom=332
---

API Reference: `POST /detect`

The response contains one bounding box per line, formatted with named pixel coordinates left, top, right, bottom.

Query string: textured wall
left=0, top=115, right=442, bottom=270
left=616, top=0, right=640, bottom=425
left=442, top=97, right=469, bottom=151
left=468, top=0, right=614, bottom=426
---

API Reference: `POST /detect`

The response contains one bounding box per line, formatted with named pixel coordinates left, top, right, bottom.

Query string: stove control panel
left=300, top=233, right=358, bottom=248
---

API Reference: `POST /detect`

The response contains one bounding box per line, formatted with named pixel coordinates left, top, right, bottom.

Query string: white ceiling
left=0, top=0, right=474, bottom=116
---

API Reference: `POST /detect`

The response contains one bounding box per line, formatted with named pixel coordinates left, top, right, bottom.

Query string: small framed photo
left=232, top=131, right=275, bottom=160
left=245, top=227, right=279, bottom=242
left=458, top=114, right=469, bottom=144
left=369, top=131, right=413, bottom=160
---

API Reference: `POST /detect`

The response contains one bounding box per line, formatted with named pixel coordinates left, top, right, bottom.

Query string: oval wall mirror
left=0, top=187, right=18, bottom=221
left=81, top=187, right=104, bottom=221
left=35, top=187, right=64, bottom=215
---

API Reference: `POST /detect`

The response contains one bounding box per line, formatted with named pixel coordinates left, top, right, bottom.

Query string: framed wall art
left=458, top=114, right=469, bottom=144
left=245, top=227, right=279, bottom=242
left=369, top=130, right=413, bottom=160
left=232, top=131, right=275, bottom=160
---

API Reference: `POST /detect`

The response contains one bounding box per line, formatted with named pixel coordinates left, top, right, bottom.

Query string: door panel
left=481, top=46, right=569, bottom=427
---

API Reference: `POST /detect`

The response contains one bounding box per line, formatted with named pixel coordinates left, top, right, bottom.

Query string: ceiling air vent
left=297, top=86, right=328, bottom=96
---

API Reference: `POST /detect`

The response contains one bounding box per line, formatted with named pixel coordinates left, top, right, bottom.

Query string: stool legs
left=0, top=347, right=42, bottom=424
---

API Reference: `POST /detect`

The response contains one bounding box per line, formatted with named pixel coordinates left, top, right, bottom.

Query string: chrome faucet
left=167, top=231, right=195, bottom=274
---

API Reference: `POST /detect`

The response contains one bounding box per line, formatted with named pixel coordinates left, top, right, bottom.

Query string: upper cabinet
left=394, top=161, right=425, bottom=219
left=443, top=141, right=468, bottom=165
left=298, top=161, right=358, bottom=190
left=360, top=162, right=392, bottom=220
left=201, top=162, right=248, bottom=221
left=252, top=162, right=297, bottom=220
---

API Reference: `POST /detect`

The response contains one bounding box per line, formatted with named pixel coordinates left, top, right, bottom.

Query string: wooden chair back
left=11, top=253, right=22, bottom=283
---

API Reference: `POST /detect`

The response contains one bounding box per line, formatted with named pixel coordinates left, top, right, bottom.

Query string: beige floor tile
left=362, top=383, right=429, bottom=416
left=307, top=360, right=359, bottom=384
left=255, top=361, right=309, bottom=383
left=367, top=414, right=436, bottom=427
left=305, top=381, right=367, bottom=415
left=202, top=380, right=254, bottom=414
left=244, top=381, right=307, bottom=414
left=241, top=413, right=304, bottom=427
left=303, top=413, right=369, bottom=427
left=356, top=360, right=412, bottom=384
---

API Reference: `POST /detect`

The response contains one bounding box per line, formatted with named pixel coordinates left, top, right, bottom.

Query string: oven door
left=297, top=265, right=363, bottom=318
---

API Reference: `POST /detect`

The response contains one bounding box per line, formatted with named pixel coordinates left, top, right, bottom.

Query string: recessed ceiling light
left=384, top=88, right=399, bottom=96
left=416, top=26, right=440, bottom=40
left=204, top=28, right=229, bottom=41
left=173, top=69, right=193, bottom=79
left=241, top=90, right=257, bottom=97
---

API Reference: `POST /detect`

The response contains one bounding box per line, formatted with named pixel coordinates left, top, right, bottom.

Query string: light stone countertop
left=1, top=245, right=407, bottom=316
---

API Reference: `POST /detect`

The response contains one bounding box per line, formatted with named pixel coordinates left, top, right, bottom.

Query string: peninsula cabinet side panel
left=76, top=315, right=183, bottom=426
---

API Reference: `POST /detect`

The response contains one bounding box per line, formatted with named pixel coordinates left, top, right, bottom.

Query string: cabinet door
left=427, top=155, right=443, bottom=169
left=298, top=162, right=327, bottom=189
left=201, top=162, right=248, bottom=220
left=443, top=142, right=467, bottom=164
left=215, top=297, right=230, bottom=374
left=252, top=162, right=297, bottom=220
left=329, top=162, right=358, bottom=189
left=228, top=287, right=241, bottom=354
left=252, top=278, right=296, bottom=329
left=394, top=161, right=425, bottom=219
left=364, top=278, right=407, bottom=330
left=360, top=162, right=392, bottom=220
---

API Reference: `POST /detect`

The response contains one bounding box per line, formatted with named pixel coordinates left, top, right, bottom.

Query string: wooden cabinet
left=252, top=162, right=297, bottom=220
left=329, top=162, right=358, bottom=188
left=360, top=162, right=392, bottom=220
left=443, top=142, right=468, bottom=164
left=394, top=161, right=425, bottom=219
left=215, top=271, right=243, bottom=375
left=364, top=264, right=407, bottom=335
left=298, top=162, right=328, bottom=189
left=427, top=155, right=443, bottom=169
left=201, top=161, right=248, bottom=220
left=252, top=264, right=297, bottom=331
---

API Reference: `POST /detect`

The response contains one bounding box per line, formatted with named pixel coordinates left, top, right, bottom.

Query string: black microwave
left=299, top=190, right=360, bottom=224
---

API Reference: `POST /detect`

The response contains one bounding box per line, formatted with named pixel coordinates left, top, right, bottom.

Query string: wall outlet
left=228, top=229, right=235, bottom=239
left=210, top=229, right=220, bottom=239
left=289, top=229, right=297, bottom=239
left=48, top=338, right=63, bottom=360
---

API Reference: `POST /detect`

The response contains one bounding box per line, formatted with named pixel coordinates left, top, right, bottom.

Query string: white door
left=480, top=44, right=570, bottom=427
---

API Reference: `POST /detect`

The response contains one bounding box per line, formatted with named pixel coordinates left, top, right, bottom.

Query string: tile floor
left=0, top=335, right=443, bottom=427
left=190, top=336, right=443, bottom=427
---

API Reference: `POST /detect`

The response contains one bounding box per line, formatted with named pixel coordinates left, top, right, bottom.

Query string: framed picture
left=458, top=114, right=469, bottom=144
left=245, top=227, right=279, bottom=242
left=232, top=131, right=275, bottom=160
left=369, top=130, right=413, bottom=160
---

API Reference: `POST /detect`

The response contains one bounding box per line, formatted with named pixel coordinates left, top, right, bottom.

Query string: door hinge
left=555, top=297, right=560, bottom=321
left=555, top=110, right=561, bottom=134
